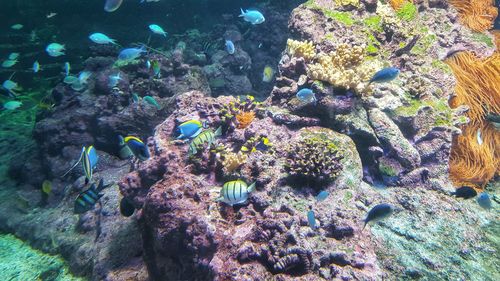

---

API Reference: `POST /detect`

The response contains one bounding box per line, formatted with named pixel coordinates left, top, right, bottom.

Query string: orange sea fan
left=449, top=121, right=499, bottom=189
left=449, top=0, right=498, bottom=32
left=445, top=51, right=500, bottom=124
left=236, top=111, right=255, bottom=129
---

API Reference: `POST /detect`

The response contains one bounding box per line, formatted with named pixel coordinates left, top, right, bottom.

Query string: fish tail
left=239, top=8, right=245, bottom=17
left=247, top=182, right=256, bottom=193
left=362, top=221, right=367, bottom=231
left=214, top=126, right=222, bottom=137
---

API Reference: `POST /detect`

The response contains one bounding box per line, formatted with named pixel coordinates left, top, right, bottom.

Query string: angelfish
left=62, top=146, right=99, bottom=185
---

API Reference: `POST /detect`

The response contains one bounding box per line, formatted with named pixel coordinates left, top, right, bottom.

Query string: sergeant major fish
left=216, top=180, right=256, bottom=206
left=188, top=127, right=222, bottom=155
left=74, top=179, right=112, bottom=214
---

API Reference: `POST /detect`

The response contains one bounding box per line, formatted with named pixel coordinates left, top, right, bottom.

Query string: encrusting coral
left=445, top=51, right=500, bottom=189
left=449, top=0, right=498, bottom=32
left=286, top=39, right=316, bottom=61
left=307, top=44, right=382, bottom=95
left=285, top=132, right=343, bottom=183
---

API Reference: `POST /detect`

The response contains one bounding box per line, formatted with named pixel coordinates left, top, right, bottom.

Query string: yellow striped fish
left=216, top=180, right=256, bottom=206
left=188, top=127, right=222, bottom=155
left=62, top=145, right=99, bottom=185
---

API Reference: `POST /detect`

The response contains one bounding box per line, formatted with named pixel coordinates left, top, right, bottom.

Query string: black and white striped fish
left=216, top=180, right=256, bottom=206
left=74, top=179, right=111, bottom=214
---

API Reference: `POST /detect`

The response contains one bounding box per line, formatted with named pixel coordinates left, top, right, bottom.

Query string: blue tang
left=369, top=67, right=400, bottom=84
left=225, top=40, right=235, bottom=54
left=177, top=120, right=206, bottom=139
left=118, top=46, right=146, bottom=61
left=239, top=8, right=265, bottom=25
left=122, top=136, right=150, bottom=161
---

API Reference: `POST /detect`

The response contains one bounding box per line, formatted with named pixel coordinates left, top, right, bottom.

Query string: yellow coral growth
left=389, top=0, right=413, bottom=10
left=446, top=51, right=500, bottom=189
left=286, top=39, right=316, bottom=61
left=307, top=44, right=382, bottom=95
left=449, top=0, right=498, bottom=32
left=335, top=0, right=360, bottom=7
left=449, top=122, right=499, bottom=189
left=222, top=152, right=247, bottom=174
left=445, top=52, right=500, bottom=124
left=236, top=111, right=255, bottom=129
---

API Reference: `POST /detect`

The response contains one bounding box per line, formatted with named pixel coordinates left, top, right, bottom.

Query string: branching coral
left=285, top=132, right=343, bottom=183
left=307, top=44, right=383, bottom=95
left=446, top=51, right=500, bottom=189
left=221, top=152, right=248, bottom=174
left=449, top=0, right=498, bottom=32
left=286, top=39, right=316, bottom=61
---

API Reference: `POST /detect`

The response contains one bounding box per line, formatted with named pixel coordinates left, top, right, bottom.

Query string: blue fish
left=177, top=120, right=207, bottom=139
left=108, top=72, right=122, bottom=88
left=477, top=192, right=492, bottom=210
left=296, top=88, right=316, bottom=104
left=363, top=203, right=395, bottom=230
left=315, top=190, right=329, bottom=202
left=122, top=136, right=150, bottom=161
left=452, top=186, right=477, bottom=199
left=307, top=210, right=317, bottom=230
left=33, top=61, right=40, bottom=73
left=369, top=67, right=400, bottom=84
left=118, top=46, right=146, bottom=61
left=239, top=8, right=265, bottom=25
left=74, top=179, right=111, bottom=214
left=225, top=40, right=235, bottom=55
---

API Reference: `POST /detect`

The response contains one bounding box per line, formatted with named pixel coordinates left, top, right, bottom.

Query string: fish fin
left=191, top=128, right=203, bottom=139
left=239, top=8, right=245, bottom=17
left=61, top=147, right=85, bottom=177
left=362, top=221, right=367, bottom=231
left=215, top=196, right=224, bottom=202
left=247, top=182, right=256, bottom=193
left=176, top=134, right=184, bottom=140
left=214, top=126, right=222, bottom=137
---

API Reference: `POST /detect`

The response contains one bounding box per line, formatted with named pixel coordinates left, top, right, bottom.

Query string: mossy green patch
left=396, top=2, right=418, bottom=21
left=363, top=15, right=383, bottom=32
left=379, top=162, right=398, bottom=177
left=411, top=33, right=437, bottom=55
left=470, top=32, right=494, bottom=47
left=304, top=1, right=355, bottom=26
left=393, top=98, right=453, bottom=126
left=0, top=234, right=84, bottom=281
left=343, top=191, right=353, bottom=203
left=431, top=60, right=452, bottom=74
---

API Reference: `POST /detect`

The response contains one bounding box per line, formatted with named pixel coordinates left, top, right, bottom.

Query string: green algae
left=396, top=2, right=418, bottom=21
left=0, top=234, right=85, bottom=281
left=470, top=32, right=494, bottom=47
left=411, top=33, right=437, bottom=55
left=431, top=59, right=452, bottom=74
left=304, top=1, right=355, bottom=26
left=363, top=15, right=383, bottom=32
left=393, top=98, right=453, bottom=127
left=379, top=162, right=398, bottom=177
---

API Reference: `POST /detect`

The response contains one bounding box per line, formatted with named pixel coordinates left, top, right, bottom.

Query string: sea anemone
left=445, top=51, right=500, bottom=189
left=449, top=0, right=498, bottom=32
left=236, top=111, right=255, bottom=129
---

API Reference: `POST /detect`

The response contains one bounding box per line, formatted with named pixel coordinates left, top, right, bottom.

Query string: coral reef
left=285, top=130, right=344, bottom=183
left=307, top=43, right=382, bottom=95
left=286, top=39, right=316, bottom=61
left=449, top=0, right=498, bottom=32
left=221, top=151, right=248, bottom=174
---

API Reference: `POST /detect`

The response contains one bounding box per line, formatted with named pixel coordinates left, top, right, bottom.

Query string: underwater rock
left=368, top=108, right=421, bottom=170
